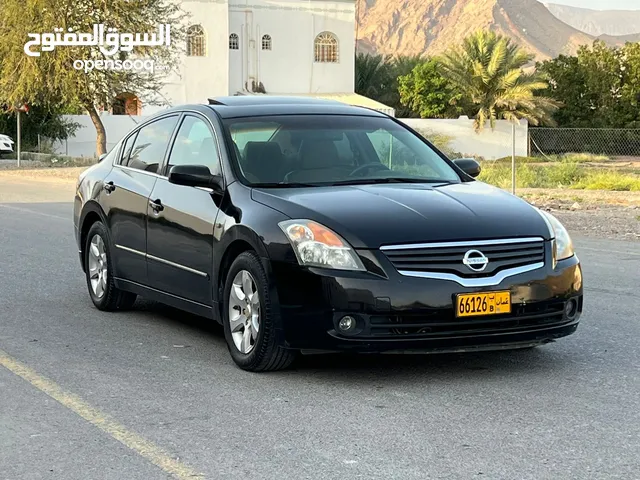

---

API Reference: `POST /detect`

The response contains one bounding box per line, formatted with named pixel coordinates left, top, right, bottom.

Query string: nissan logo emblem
left=462, top=250, right=489, bottom=272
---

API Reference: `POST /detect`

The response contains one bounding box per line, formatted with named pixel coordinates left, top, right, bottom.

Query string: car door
left=145, top=113, right=223, bottom=306
left=101, top=114, right=180, bottom=285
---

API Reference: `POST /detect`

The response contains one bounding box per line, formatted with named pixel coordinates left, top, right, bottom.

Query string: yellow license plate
left=456, top=291, right=511, bottom=317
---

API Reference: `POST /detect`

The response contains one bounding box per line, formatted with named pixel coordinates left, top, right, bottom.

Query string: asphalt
left=1, top=178, right=639, bottom=480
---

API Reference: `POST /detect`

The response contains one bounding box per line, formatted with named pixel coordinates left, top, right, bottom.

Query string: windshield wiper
left=327, top=178, right=454, bottom=186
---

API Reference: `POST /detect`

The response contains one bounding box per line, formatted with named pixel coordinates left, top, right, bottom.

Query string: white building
left=117, top=0, right=394, bottom=116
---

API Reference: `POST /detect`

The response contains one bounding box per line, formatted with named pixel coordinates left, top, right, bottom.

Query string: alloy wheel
left=228, top=270, right=261, bottom=354
left=87, top=234, right=108, bottom=299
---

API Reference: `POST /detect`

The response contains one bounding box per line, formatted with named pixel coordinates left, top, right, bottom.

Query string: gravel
left=553, top=207, right=640, bottom=241
left=526, top=194, right=640, bottom=241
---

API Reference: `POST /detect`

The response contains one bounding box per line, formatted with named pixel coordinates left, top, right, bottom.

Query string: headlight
left=539, top=210, right=574, bottom=263
left=278, top=220, right=366, bottom=271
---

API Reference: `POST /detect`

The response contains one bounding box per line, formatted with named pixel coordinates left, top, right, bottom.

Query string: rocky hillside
left=355, top=0, right=638, bottom=61
left=544, top=3, right=640, bottom=37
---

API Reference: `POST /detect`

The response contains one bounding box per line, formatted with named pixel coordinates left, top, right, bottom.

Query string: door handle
left=104, top=181, right=116, bottom=193
left=149, top=199, right=164, bottom=213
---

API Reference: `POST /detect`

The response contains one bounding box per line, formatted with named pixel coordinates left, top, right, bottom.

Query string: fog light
left=565, top=299, right=578, bottom=319
left=338, top=315, right=356, bottom=333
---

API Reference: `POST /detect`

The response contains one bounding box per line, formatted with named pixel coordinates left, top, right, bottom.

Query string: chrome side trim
left=115, top=244, right=146, bottom=257
left=147, top=254, right=209, bottom=278
left=114, top=164, right=164, bottom=179
left=396, top=263, right=545, bottom=287
left=115, top=244, right=208, bottom=278
left=380, top=237, right=545, bottom=251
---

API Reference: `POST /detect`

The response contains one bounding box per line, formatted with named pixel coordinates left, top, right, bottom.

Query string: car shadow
left=130, top=298, right=575, bottom=383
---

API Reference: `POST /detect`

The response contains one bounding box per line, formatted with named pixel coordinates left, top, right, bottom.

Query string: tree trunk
left=86, top=103, right=107, bottom=156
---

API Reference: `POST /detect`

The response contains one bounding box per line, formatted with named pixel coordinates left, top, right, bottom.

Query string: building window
left=314, top=32, right=338, bottom=63
left=262, top=34, right=272, bottom=50
left=186, top=25, right=206, bottom=56
left=229, top=33, right=239, bottom=50
left=112, top=93, right=141, bottom=115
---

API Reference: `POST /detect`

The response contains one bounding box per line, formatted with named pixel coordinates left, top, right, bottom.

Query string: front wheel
left=84, top=221, right=137, bottom=311
left=222, top=251, right=296, bottom=372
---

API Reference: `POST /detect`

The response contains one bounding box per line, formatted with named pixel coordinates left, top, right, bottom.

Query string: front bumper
left=271, top=250, right=583, bottom=353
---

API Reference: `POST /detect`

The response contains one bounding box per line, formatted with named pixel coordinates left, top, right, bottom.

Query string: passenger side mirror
left=453, top=158, right=481, bottom=178
left=168, top=164, right=224, bottom=193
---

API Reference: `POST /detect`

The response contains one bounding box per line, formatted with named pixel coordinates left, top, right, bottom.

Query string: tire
left=84, top=221, right=137, bottom=311
left=222, top=251, right=296, bottom=372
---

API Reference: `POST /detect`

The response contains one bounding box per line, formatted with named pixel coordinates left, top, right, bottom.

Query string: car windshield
left=223, top=114, right=461, bottom=187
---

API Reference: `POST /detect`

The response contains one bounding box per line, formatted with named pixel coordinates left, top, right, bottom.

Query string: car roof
left=208, top=95, right=345, bottom=106
left=204, top=95, right=388, bottom=119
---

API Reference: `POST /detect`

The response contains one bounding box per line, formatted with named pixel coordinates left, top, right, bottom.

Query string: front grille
left=381, top=238, right=546, bottom=278
left=365, top=301, right=568, bottom=339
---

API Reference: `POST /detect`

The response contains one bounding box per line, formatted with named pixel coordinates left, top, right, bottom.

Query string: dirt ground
left=1, top=167, right=638, bottom=241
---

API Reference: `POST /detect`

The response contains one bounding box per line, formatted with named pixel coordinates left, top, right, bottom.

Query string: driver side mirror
left=453, top=158, right=481, bottom=178
left=168, top=164, right=224, bottom=193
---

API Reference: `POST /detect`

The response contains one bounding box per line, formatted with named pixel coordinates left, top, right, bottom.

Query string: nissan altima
left=73, top=96, right=583, bottom=372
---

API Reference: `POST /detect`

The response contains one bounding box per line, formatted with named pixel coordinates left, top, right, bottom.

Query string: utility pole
left=14, top=103, right=29, bottom=167
left=17, top=110, right=21, bottom=168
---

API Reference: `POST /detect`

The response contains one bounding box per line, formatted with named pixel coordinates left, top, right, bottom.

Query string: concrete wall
left=400, top=118, right=529, bottom=160
left=51, top=115, right=528, bottom=159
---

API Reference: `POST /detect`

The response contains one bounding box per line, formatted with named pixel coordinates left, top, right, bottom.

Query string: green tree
left=389, top=55, right=426, bottom=117
left=0, top=104, right=80, bottom=150
left=621, top=42, right=640, bottom=128
left=398, top=59, right=461, bottom=119
left=439, top=30, right=559, bottom=131
left=355, top=52, right=395, bottom=105
left=536, top=54, right=592, bottom=127
left=0, top=0, right=187, bottom=155
left=354, top=53, right=424, bottom=117
left=538, top=40, right=640, bottom=128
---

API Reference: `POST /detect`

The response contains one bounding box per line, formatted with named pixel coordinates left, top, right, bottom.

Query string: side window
left=120, top=132, right=138, bottom=165
left=167, top=115, right=221, bottom=175
left=126, top=116, right=179, bottom=174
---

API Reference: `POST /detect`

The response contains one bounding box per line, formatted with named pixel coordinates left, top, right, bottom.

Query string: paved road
left=1, top=178, right=639, bottom=480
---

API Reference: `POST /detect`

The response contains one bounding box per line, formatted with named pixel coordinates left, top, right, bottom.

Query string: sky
left=546, top=0, right=640, bottom=10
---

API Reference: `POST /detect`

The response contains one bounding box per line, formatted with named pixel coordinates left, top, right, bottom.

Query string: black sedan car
left=74, top=96, right=583, bottom=371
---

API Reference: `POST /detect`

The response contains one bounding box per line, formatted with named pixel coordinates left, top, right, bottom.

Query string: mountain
left=544, top=3, right=640, bottom=37
left=355, top=0, right=637, bottom=61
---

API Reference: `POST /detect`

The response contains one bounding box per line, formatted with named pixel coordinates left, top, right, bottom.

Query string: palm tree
left=355, top=52, right=395, bottom=104
left=355, top=53, right=426, bottom=117
left=439, top=30, right=560, bottom=131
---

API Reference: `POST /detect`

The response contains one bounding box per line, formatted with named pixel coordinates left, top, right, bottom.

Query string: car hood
left=251, top=181, right=551, bottom=249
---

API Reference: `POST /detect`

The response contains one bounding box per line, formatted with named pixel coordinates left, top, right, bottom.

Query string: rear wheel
left=223, top=251, right=296, bottom=372
left=84, top=221, right=137, bottom=311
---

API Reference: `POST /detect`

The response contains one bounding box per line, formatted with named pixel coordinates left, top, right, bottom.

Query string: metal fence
left=530, top=128, right=640, bottom=159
